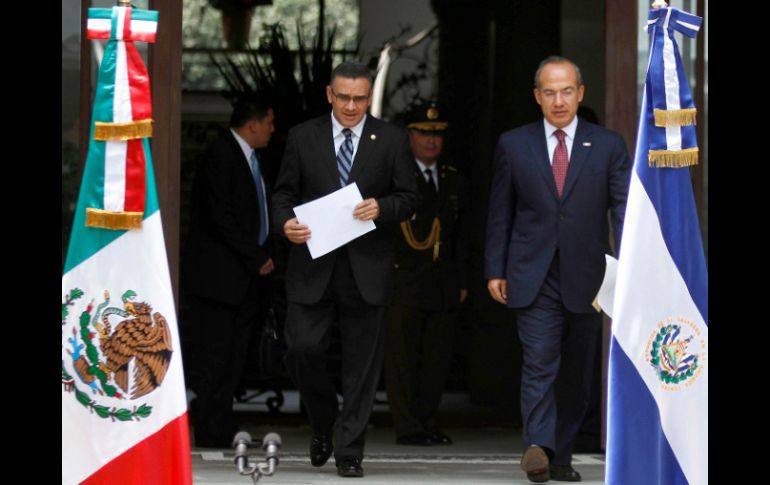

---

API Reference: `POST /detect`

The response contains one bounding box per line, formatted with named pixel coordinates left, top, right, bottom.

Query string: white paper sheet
left=593, top=254, right=618, bottom=317
left=292, top=183, right=376, bottom=259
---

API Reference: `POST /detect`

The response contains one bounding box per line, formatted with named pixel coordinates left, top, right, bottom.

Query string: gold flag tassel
left=653, top=108, right=697, bottom=127
left=400, top=218, right=441, bottom=261
left=94, top=119, right=153, bottom=141
left=648, top=148, right=699, bottom=168
left=86, top=208, right=143, bottom=230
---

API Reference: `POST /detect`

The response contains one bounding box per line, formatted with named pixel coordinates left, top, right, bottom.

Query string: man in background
left=385, top=100, right=470, bottom=447
left=183, top=95, right=275, bottom=448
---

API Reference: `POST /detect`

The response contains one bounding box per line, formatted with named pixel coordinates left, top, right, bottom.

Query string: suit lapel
left=348, top=116, right=377, bottom=184
left=527, top=123, right=559, bottom=199
left=561, top=120, right=593, bottom=202
left=315, top=115, right=341, bottom=190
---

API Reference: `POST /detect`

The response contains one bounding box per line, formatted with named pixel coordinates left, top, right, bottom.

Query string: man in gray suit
left=485, top=57, right=630, bottom=482
left=272, top=61, right=417, bottom=478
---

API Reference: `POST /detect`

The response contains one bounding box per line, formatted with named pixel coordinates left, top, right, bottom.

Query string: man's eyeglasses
left=330, top=89, right=369, bottom=105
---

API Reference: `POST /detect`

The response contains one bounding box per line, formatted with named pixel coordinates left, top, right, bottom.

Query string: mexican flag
left=62, top=5, right=191, bottom=484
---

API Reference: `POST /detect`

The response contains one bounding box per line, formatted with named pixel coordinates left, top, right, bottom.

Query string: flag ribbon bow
left=84, top=5, right=158, bottom=230
left=645, top=7, right=703, bottom=168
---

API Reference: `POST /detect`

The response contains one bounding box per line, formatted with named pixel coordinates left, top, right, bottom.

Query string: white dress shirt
left=543, top=116, right=578, bottom=165
left=331, top=113, right=367, bottom=165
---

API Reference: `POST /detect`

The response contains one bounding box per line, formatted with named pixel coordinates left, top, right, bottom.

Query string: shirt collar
left=230, top=128, right=254, bottom=161
left=543, top=116, right=578, bottom=141
left=415, top=159, right=437, bottom=174
left=331, top=112, right=367, bottom=140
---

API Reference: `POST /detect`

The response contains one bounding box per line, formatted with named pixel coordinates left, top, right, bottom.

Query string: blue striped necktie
left=337, top=128, right=354, bottom=187
left=250, top=151, right=269, bottom=245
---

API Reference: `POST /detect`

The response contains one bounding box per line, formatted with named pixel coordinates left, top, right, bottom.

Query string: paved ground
left=190, top=390, right=606, bottom=484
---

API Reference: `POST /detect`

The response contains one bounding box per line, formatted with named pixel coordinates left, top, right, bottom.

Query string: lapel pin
left=582, top=142, right=592, bottom=147
left=370, top=134, right=377, bottom=141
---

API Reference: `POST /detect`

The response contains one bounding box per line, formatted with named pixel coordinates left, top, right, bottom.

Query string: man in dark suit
left=385, top=100, right=470, bottom=447
left=183, top=96, right=275, bottom=448
left=272, top=61, right=417, bottom=478
left=485, top=57, right=630, bottom=483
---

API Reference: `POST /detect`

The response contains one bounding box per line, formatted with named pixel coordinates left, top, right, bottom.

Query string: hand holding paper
left=292, top=183, right=377, bottom=259
left=352, top=198, right=380, bottom=221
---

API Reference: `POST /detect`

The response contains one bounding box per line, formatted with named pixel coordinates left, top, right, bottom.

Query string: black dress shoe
left=336, top=456, right=364, bottom=477
left=428, top=430, right=453, bottom=445
left=309, top=435, right=333, bottom=467
left=549, top=464, right=582, bottom=482
left=396, top=432, right=434, bottom=446
left=521, top=445, right=550, bottom=483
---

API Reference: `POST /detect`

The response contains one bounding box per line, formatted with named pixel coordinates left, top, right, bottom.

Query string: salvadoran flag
left=605, top=6, right=707, bottom=485
left=62, top=7, right=191, bottom=485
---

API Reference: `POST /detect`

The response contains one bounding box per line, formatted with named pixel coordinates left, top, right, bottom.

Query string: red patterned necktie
left=552, top=129, right=569, bottom=197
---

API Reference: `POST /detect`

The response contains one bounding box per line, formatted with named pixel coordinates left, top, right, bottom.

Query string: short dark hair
left=534, top=56, right=583, bottom=88
left=330, top=61, right=373, bottom=86
left=229, top=94, right=272, bottom=128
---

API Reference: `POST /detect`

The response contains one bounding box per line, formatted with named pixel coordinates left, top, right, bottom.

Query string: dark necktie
left=337, top=128, right=354, bottom=187
left=424, top=167, right=437, bottom=194
left=552, top=129, right=569, bottom=197
left=250, top=151, right=268, bottom=245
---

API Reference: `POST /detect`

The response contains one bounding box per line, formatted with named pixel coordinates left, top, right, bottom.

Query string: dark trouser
left=516, top=253, right=602, bottom=466
left=190, top=276, right=269, bottom=443
left=384, top=303, right=458, bottom=437
left=283, top=252, right=386, bottom=461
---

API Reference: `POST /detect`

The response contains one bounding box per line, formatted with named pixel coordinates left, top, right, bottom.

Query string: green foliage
left=75, top=388, right=91, bottom=406
left=114, top=409, right=134, bottom=421
left=62, top=288, right=84, bottom=322
left=94, top=405, right=111, bottom=418
left=183, top=0, right=359, bottom=51
left=135, top=404, right=153, bottom=418
left=62, top=362, right=73, bottom=381
left=211, top=18, right=356, bottom=131
left=80, top=311, right=100, bottom=366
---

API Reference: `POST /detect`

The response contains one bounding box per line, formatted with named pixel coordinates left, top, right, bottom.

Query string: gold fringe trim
left=86, top=208, right=143, bottom=230
left=94, top=119, right=153, bottom=141
left=648, top=148, right=699, bottom=168
left=407, top=121, right=448, bottom=131
left=400, top=218, right=441, bottom=261
left=653, top=108, right=697, bottom=127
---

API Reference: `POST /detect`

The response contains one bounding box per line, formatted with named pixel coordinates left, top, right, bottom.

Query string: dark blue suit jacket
left=484, top=119, right=630, bottom=313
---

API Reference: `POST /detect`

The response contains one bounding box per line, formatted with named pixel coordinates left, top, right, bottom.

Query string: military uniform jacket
left=392, top=160, right=470, bottom=311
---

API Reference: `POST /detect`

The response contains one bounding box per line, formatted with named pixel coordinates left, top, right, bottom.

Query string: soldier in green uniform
left=385, top=100, right=470, bottom=446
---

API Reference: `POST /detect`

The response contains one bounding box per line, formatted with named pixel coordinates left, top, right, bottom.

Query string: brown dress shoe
left=521, top=445, right=550, bottom=483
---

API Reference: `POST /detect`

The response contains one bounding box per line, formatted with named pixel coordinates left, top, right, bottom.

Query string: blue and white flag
left=605, top=6, right=707, bottom=485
